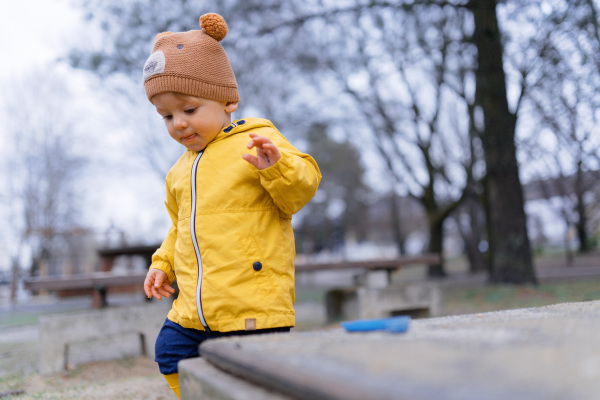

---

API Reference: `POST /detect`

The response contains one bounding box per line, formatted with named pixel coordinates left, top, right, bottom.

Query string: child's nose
left=174, top=116, right=188, bottom=130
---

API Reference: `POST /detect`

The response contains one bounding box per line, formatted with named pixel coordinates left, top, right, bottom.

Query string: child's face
left=151, top=92, right=238, bottom=152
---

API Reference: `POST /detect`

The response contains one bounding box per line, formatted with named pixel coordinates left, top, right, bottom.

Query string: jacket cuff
left=150, top=261, right=176, bottom=283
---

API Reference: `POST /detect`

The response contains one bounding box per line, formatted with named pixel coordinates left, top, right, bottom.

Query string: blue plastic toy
left=341, top=316, right=411, bottom=333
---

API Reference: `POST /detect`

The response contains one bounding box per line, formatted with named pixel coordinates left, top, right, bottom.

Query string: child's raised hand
left=144, top=269, right=175, bottom=301
left=242, top=133, right=281, bottom=170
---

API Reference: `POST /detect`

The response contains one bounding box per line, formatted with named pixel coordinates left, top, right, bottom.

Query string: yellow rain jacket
left=150, top=118, right=321, bottom=332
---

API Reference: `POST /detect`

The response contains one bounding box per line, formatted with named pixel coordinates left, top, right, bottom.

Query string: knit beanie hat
left=143, top=13, right=239, bottom=103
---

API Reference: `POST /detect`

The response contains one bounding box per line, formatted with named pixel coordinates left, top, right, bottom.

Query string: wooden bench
left=24, top=252, right=441, bottom=316
left=296, top=254, right=441, bottom=283
left=23, top=271, right=148, bottom=309
left=295, top=254, right=442, bottom=321
left=296, top=254, right=440, bottom=271
left=96, top=244, right=158, bottom=272
left=24, top=244, right=160, bottom=308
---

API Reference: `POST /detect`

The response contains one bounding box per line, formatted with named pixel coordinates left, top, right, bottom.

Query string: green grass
left=295, top=287, right=326, bottom=303
left=0, top=373, right=26, bottom=393
left=442, top=278, right=600, bottom=316
left=0, top=313, right=41, bottom=328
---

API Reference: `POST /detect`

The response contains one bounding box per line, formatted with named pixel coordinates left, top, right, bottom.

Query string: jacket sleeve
left=258, top=131, right=322, bottom=215
left=149, top=173, right=178, bottom=283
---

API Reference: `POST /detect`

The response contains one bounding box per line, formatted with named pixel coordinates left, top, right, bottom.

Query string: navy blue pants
left=155, top=319, right=291, bottom=374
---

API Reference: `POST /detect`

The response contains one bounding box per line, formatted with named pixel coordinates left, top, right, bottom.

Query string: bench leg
left=325, top=289, right=358, bottom=322
left=325, top=283, right=442, bottom=321
left=39, top=319, right=68, bottom=374
left=356, top=283, right=442, bottom=319
left=92, top=286, right=108, bottom=308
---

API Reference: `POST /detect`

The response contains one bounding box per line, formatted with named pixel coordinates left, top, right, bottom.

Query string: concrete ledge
left=39, top=302, right=170, bottom=374
left=180, top=357, right=293, bottom=400
left=184, top=300, right=600, bottom=400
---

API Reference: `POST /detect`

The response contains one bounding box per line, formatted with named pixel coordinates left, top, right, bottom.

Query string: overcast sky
left=0, top=0, right=173, bottom=264
left=0, top=1, right=83, bottom=75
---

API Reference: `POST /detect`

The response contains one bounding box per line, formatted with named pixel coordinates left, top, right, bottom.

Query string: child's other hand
left=242, top=133, right=281, bottom=170
left=144, top=269, right=175, bottom=301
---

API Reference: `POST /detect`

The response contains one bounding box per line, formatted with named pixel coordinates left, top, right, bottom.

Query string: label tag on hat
left=143, top=51, right=166, bottom=81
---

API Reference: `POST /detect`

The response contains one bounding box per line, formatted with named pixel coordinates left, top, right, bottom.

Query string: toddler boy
left=141, top=13, right=321, bottom=398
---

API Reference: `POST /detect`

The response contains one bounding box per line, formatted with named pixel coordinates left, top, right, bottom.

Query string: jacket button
left=253, top=261, right=262, bottom=271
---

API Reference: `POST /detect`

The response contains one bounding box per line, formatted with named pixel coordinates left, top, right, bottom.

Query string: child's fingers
left=243, top=134, right=281, bottom=169
left=164, top=284, right=176, bottom=294
left=248, top=136, right=273, bottom=148
left=248, top=138, right=280, bottom=157
left=156, top=287, right=172, bottom=298
left=261, top=143, right=280, bottom=156
left=154, top=272, right=164, bottom=288
left=150, top=285, right=163, bottom=301
left=242, top=153, right=259, bottom=167
left=143, top=273, right=154, bottom=298
left=247, top=135, right=275, bottom=150
left=150, top=286, right=162, bottom=300
left=259, top=144, right=281, bottom=164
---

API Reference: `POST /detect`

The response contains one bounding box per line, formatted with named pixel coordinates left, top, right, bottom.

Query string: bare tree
left=229, top=1, right=481, bottom=276
left=294, top=123, right=371, bottom=257
left=0, top=69, right=86, bottom=301
left=107, top=82, right=182, bottom=178
left=469, top=0, right=537, bottom=284
left=505, top=0, right=600, bottom=255
left=452, top=197, right=488, bottom=273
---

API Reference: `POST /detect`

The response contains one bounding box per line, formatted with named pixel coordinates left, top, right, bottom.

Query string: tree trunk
left=576, top=202, right=589, bottom=253
left=389, top=192, right=407, bottom=255
left=470, top=0, right=537, bottom=284
left=426, top=215, right=446, bottom=278
left=464, top=200, right=487, bottom=273
left=9, top=257, right=19, bottom=304
left=575, top=164, right=589, bottom=253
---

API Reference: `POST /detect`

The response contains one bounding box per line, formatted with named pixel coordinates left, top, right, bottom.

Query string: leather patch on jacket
left=245, top=318, right=257, bottom=331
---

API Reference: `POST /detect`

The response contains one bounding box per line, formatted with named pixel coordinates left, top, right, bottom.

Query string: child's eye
left=162, top=114, right=173, bottom=120
left=184, top=108, right=196, bottom=114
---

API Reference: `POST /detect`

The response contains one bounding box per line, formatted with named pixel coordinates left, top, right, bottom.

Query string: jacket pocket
left=241, top=235, right=275, bottom=296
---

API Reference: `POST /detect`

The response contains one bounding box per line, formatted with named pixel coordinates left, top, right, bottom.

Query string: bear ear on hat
left=200, top=13, right=228, bottom=41
left=154, top=31, right=173, bottom=42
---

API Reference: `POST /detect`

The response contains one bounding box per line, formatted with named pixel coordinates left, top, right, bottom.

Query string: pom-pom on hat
left=143, top=13, right=239, bottom=103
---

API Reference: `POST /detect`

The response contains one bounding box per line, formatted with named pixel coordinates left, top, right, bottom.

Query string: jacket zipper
left=190, top=150, right=210, bottom=331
